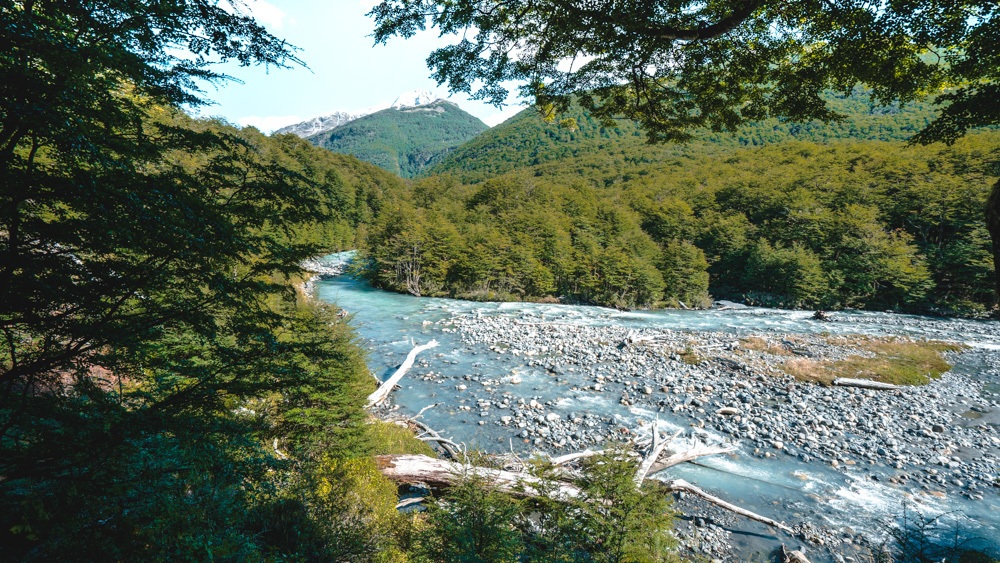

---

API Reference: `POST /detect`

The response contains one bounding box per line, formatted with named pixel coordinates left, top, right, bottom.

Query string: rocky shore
left=449, top=316, right=999, bottom=491
left=394, top=310, right=999, bottom=560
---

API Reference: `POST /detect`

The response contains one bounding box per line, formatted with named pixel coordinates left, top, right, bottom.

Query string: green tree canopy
left=370, top=0, right=1000, bottom=302
left=0, top=1, right=388, bottom=558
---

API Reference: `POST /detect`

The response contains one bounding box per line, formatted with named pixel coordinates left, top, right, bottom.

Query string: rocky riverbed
left=444, top=316, right=999, bottom=496
left=311, top=264, right=1000, bottom=561
left=381, top=311, right=999, bottom=560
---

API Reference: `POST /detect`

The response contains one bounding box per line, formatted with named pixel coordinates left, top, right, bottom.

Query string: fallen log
left=377, top=447, right=795, bottom=537
left=395, top=496, right=426, bottom=510
left=667, top=478, right=794, bottom=534
left=832, top=377, right=901, bottom=391
left=375, top=454, right=582, bottom=499
left=635, top=426, right=681, bottom=485
left=367, top=340, right=439, bottom=407
left=647, top=441, right=736, bottom=476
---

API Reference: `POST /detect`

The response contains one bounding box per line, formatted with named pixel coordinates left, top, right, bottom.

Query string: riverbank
left=311, top=268, right=1000, bottom=561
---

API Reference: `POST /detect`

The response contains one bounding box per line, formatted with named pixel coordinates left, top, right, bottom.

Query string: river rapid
left=310, top=253, right=999, bottom=561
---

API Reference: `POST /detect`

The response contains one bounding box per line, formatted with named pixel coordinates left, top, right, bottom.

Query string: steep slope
left=428, top=91, right=943, bottom=183
left=307, top=100, right=489, bottom=178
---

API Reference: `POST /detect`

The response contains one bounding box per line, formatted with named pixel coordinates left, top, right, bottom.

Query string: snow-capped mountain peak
left=391, top=89, right=438, bottom=110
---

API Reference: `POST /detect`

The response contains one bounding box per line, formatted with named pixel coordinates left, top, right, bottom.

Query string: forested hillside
left=362, top=97, right=997, bottom=315
left=308, top=100, right=489, bottom=178
left=428, top=92, right=944, bottom=183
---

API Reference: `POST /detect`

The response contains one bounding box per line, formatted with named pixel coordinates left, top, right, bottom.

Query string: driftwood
left=395, top=496, right=426, bottom=510
left=646, top=441, right=737, bottom=476
left=367, top=340, right=439, bottom=407
left=375, top=454, right=582, bottom=499
left=634, top=426, right=681, bottom=485
left=550, top=449, right=604, bottom=466
left=667, top=478, right=794, bottom=534
left=629, top=429, right=790, bottom=534
left=411, top=419, right=462, bottom=459
left=832, top=377, right=901, bottom=391
left=377, top=420, right=796, bottom=538
left=408, top=403, right=439, bottom=421
left=377, top=451, right=795, bottom=535
left=781, top=544, right=813, bottom=563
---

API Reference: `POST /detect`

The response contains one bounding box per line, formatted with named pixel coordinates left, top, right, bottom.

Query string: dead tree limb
left=410, top=419, right=461, bottom=459
left=408, top=402, right=439, bottom=421
left=550, top=449, right=604, bottom=466
left=367, top=339, right=439, bottom=407
left=375, top=454, right=581, bottom=499
left=635, top=426, right=681, bottom=485
left=647, top=442, right=736, bottom=476
left=395, top=497, right=426, bottom=510
left=667, top=479, right=794, bottom=534
left=832, top=377, right=901, bottom=391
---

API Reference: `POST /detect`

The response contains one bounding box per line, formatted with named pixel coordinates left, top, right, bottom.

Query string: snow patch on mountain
left=391, top=89, right=439, bottom=110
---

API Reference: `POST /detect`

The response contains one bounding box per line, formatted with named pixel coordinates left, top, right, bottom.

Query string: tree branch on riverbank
left=366, top=339, right=439, bottom=407
left=377, top=428, right=797, bottom=537
left=832, top=377, right=901, bottom=391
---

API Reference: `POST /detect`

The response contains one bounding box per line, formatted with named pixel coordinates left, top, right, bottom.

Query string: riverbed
left=310, top=253, right=999, bottom=561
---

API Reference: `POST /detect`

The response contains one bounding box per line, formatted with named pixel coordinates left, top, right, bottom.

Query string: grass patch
left=678, top=346, right=703, bottom=365
left=781, top=337, right=965, bottom=386
left=367, top=420, right=437, bottom=456
left=740, top=336, right=794, bottom=356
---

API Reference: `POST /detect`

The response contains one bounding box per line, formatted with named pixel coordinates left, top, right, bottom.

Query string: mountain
left=359, top=89, right=996, bottom=314
left=272, top=90, right=448, bottom=140
left=306, top=99, right=489, bottom=178
left=273, top=111, right=367, bottom=138
left=427, top=90, right=944, bottom=183
left=391, top=89, right=437, bottom=109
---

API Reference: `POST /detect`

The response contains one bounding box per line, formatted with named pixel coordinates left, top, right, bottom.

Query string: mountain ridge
left=305, top=99, right=489, bottom=178
left=274, top=90, right=453, bottom=139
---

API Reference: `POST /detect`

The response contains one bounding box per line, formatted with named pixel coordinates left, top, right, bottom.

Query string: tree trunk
left=831, top=378, right=901, bottom=391
left=366, top=340, right=439, bottom=407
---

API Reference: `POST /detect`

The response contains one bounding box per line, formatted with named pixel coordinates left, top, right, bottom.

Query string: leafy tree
left=419, top=471, right=524, bottom=563
left=563, top=449, right=677, bottom=563
left=370, top=0, right=1000, bottom=301
left=0, top=1, right=384, bottom=558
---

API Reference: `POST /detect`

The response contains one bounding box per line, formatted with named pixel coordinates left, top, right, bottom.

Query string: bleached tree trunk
left=366, top=339, right=438, bottom=407
left=832, top=377, right=901, bottom=390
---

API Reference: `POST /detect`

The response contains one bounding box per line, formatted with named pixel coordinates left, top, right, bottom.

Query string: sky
left=200, top=0, right=526, bottom=132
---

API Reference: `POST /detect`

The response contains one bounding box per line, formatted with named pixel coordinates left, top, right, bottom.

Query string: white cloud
left=236, top=114, right=303, bottom=133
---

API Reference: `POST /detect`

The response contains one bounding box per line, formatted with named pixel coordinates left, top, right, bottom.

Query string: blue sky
left=200, top=0, right=525, bottom=131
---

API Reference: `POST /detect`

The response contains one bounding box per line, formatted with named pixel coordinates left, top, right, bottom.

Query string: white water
left=311, top=254, right=999, bottom=555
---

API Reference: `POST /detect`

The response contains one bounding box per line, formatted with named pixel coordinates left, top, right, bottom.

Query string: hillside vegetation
left=308, top=100, right=489, bottom=178
left=361, top=95, right=997, bottom=315
left=428, top=92, right=944, bottom=184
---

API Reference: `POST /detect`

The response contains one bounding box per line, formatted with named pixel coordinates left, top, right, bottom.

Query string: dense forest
left=361, top=100, right=998, bottom=315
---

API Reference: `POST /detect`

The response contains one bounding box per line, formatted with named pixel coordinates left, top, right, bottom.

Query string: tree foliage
left=370, top=0, right=1000, bottom=300
left=0, top=1, right=407, bottom=558
left=363, top=104, right=997, bottom=313
left=370, top=0, right=997, bottom=143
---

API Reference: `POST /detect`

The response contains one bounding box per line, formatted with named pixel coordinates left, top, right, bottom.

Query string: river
left=310, top=253, right=999, bottom=560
